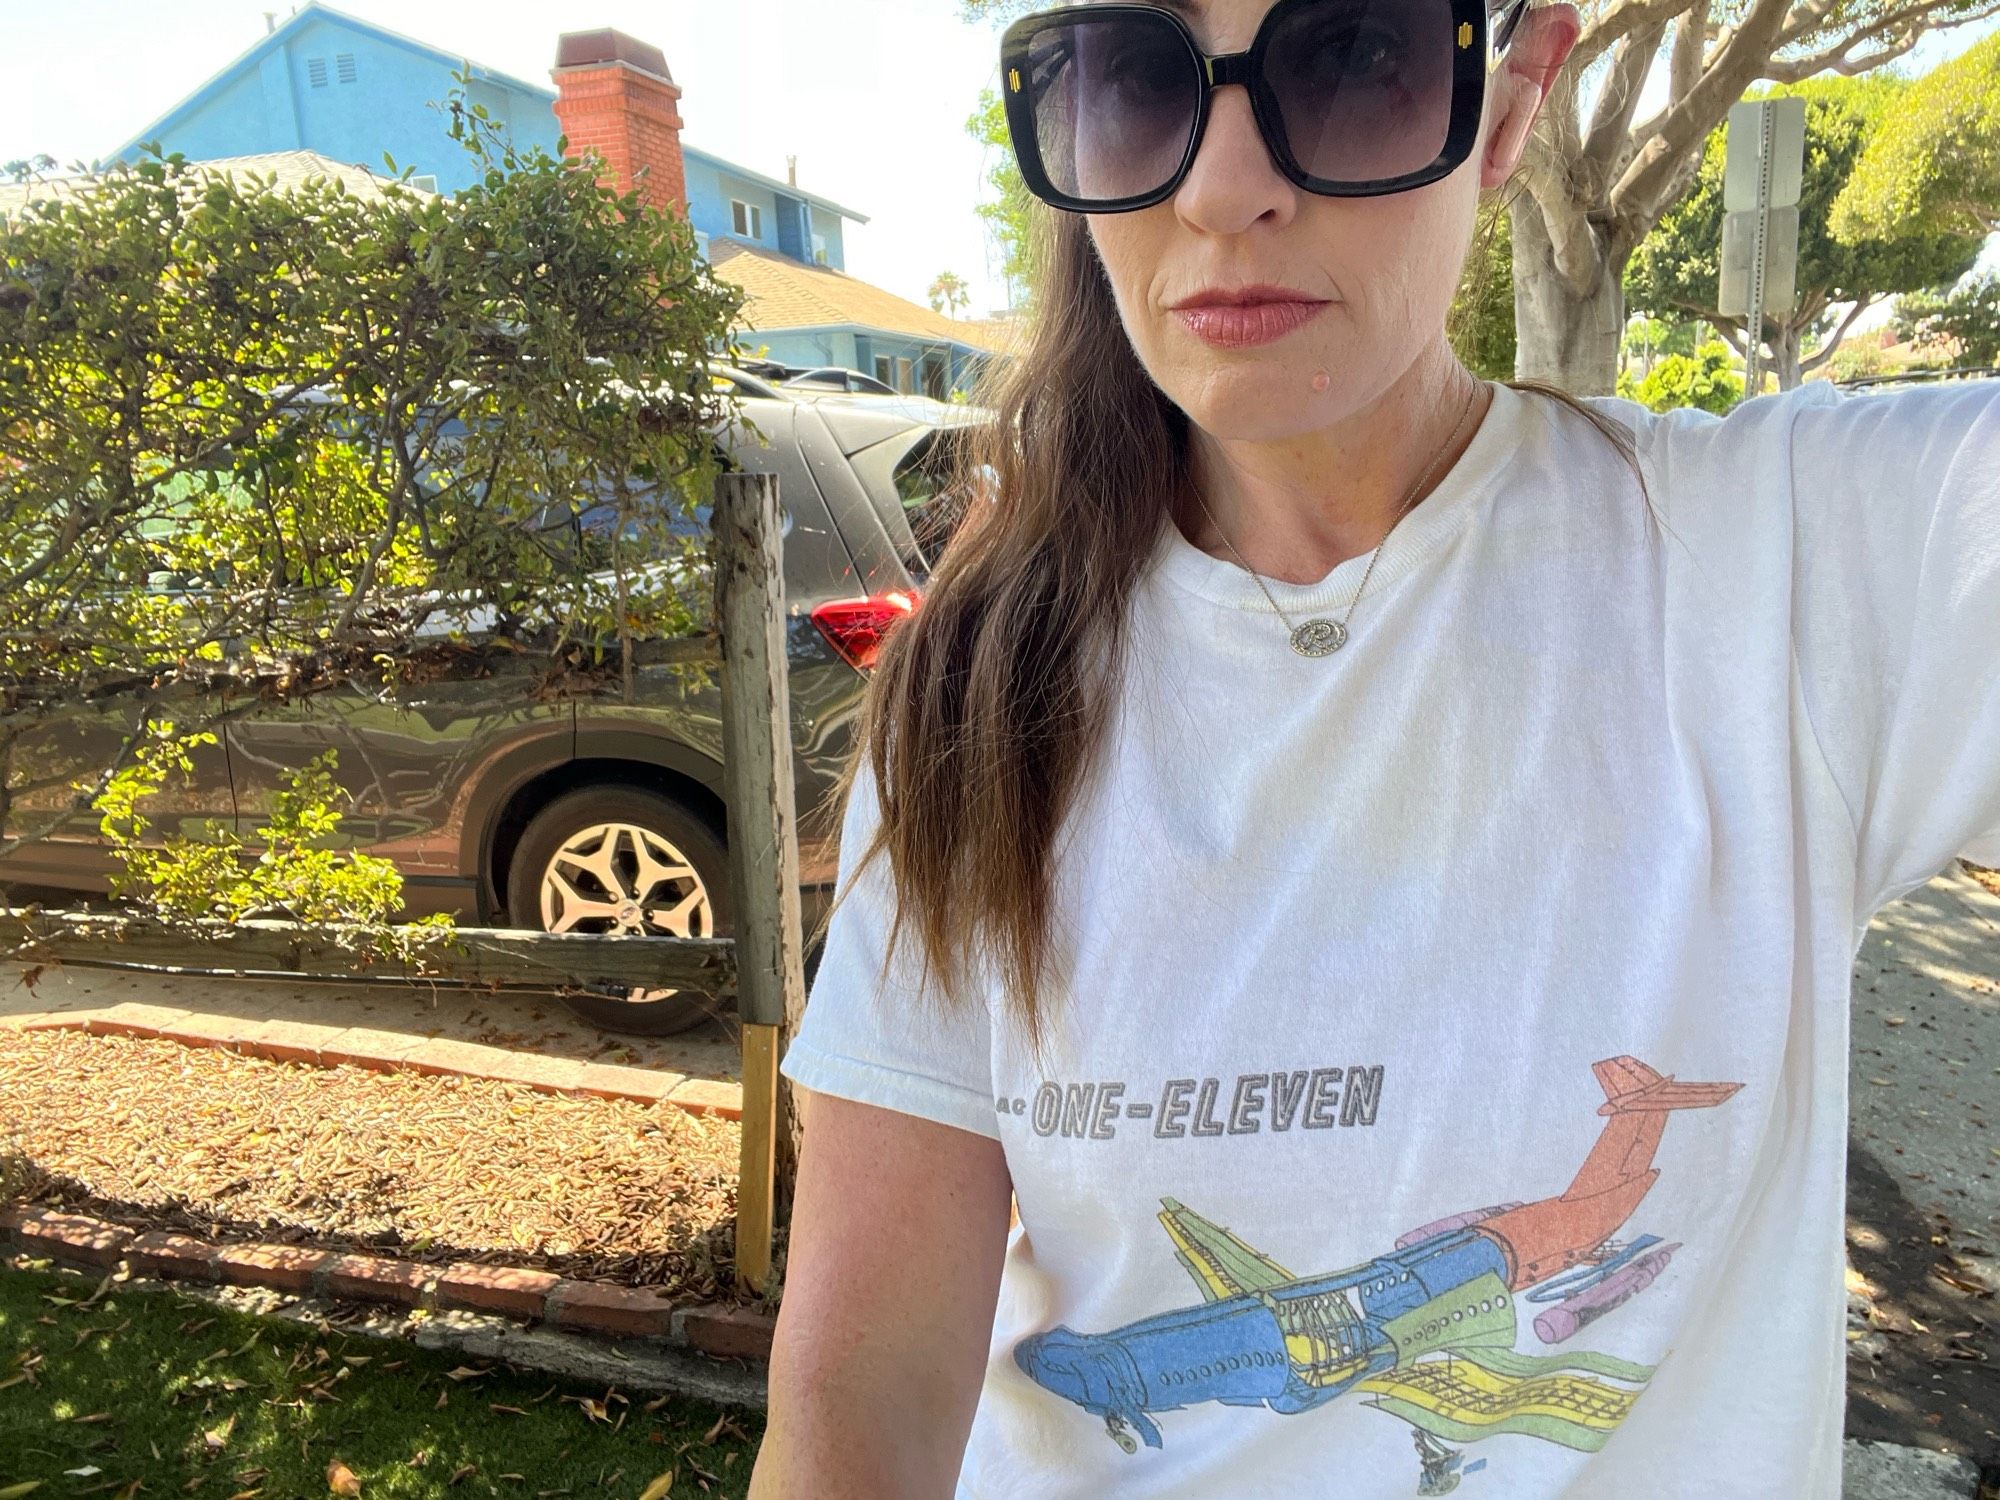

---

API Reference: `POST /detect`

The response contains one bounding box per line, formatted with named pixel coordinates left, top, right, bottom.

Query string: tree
left=1895, top=272, right=2000, bottom=365
left=1833, top=33, right=2000, bottom=241
left=1617, top=337, right=1745, bottom=410
left=968, top=89, right=1038, bottom=309
left=1622, top=313, right=1702, bottom=378
left=1450, top=199, right=1520, bottom=380
left=960, top=0, right=2000, bottom=395
left=929, top=270, right=972, bottom=318
left=0, top=98, right=743, bottom=867
left=1625, top=78, right=1981, bottom=388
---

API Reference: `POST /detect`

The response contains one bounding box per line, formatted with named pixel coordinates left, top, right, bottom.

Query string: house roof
left=105, top=2, right=869, bottom=227
left=709, top=238, right=1018, bottom=355
left=0, top=150, right=421, bottom=217
left=682, top=147, right=868, bottom=227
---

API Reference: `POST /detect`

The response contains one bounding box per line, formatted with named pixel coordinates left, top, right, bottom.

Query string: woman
left=753, top=0, right=2000, bottom=1493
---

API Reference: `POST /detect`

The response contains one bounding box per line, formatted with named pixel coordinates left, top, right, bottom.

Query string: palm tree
left=928, top=271, right=970, bottom=320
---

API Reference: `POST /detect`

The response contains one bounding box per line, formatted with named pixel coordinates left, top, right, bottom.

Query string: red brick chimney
left=552, top=29, right=688, bottom=218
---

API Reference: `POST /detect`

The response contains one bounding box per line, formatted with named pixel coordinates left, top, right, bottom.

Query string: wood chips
left=0, top=1028, right=743, bottom=1301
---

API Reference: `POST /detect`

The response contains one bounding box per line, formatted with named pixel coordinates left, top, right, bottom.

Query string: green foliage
left=95, top=726, right=451, bottom=962
left=1617, top=340, right=1745, bottom=413
left=1833, top=34, right=2000, bottom=242
left=1623, top=315, right=1701, bottom=363
left=968, top=88, right=1040, bottom=306
left=0, top=84, right=744, bottom=887
left=1625, top=77, right=1981, bottom=384
left=929, top=269, right=972, bottom=318
left=1449, top=202, right=1516, bottom=381
left=1894, top=272, right=2000, bottom=365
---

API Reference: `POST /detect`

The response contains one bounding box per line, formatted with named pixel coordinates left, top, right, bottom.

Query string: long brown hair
left=828, top=198, right=1638, bottom=1046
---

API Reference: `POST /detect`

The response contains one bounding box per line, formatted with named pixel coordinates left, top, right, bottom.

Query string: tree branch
left=1573, top=0, right=1697, bottom=75
left=1584, top=22, right=1674, bottom=173
left=1800, top=297, right=1877, bottom=373
left=1609, top=0, right=1795, bottom=224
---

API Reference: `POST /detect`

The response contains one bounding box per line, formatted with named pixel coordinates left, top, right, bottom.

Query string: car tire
left=504, top=785, right=732, bottom=1037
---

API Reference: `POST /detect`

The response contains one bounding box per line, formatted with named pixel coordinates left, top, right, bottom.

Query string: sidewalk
left=1845, top=864, right=1999, bottom=1497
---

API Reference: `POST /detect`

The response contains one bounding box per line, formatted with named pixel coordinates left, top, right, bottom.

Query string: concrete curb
left=0, top=1203, right=774, bottom=1367
left=20, top=1002, right=742, bottom=1120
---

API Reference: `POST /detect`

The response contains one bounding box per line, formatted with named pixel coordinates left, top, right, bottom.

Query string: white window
left=408, top=174, right=439, bottom=195
left=811, top=232, right=828, bottom=266
left=895, top=357, right=915, bottom=393
left=731, top=200, right=762, bottom=239
left=874, top=355, right=894, bottom=386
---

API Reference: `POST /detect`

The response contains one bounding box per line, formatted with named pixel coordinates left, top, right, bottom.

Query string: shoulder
left=1577, top=380, right=2000, bottom=518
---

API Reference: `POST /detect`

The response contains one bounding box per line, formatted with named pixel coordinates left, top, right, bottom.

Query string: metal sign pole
left=1723, top=98, right=1804, bottom=401
left=1744, top=104, right=1774, bottom=399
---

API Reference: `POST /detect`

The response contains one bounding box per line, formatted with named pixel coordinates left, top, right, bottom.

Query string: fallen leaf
left=327, top=1458, right=362, bottom=1496
left=489, top=1403, right=529, bottom=1416
left=205, top=1414, right=238, bottom=1453
left=636, top=1478, right=676, bottom=1500
left=0, top=1483, right=40, bottom=1499
left=444, top=1365, right=488, bottom=1382
left=62, top=1470, right=104, bottom=1480
left=447, top=1465, right=477, bottom=1486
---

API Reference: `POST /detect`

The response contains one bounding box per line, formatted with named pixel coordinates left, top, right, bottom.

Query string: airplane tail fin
left=1593, top=1056, right=1742, bottom=1116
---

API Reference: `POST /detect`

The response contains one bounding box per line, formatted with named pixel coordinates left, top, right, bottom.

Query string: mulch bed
left=0, top=1027, right=744, bottom=1303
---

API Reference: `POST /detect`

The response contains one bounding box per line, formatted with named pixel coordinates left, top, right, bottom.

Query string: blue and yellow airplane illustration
left=1014, top=1057, right=1741, bottom=1488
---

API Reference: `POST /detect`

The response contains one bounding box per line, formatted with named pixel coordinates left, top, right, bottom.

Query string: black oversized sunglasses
left=1000, top=0, right=1531, bottom=212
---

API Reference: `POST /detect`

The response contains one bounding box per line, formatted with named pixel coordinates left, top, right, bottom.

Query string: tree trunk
left=1511, top=199, right=1626, bottom=396
left=1768, top=320, right=1805, bottom=391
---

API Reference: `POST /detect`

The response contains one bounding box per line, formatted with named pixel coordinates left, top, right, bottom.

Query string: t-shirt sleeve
left=780, top=759, right=1001, bottom=1139
left=1787, top=382, right=2000, bottom=918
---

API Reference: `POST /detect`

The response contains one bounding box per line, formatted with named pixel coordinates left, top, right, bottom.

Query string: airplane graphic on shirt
left=1013, top=1055, right=1742, bottom=1494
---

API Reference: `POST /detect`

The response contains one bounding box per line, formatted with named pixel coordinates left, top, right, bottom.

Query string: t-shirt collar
left=1147, top=380, right=1527, bottom=613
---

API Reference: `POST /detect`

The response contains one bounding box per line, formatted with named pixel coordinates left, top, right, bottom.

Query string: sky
left=0, top=0, right=1022, bottom=317
left=2, top=1, right=1994, bottom=331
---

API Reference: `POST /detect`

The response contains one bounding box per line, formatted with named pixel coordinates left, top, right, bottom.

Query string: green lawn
left=0, top=1260, right=762, bottom=1498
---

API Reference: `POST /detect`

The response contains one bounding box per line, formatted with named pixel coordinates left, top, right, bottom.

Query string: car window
left=845, top=426, right=991, bottom=572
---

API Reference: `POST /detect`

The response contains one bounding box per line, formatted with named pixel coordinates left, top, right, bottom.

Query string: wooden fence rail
left=0, top=908, right=736, bottom=995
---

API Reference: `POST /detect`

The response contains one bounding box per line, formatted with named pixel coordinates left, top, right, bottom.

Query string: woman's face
left=1084, top=0, right=1554, bottom=442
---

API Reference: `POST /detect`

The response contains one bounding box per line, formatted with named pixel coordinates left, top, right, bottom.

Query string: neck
left=1181, top=346, right=1489, bottom=586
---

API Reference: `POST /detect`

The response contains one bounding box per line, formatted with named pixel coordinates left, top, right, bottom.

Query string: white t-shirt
left=780, top=379, right=2000, bottom=1499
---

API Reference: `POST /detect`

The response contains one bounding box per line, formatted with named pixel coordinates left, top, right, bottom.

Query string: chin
left=1163, top=354, right=1360, bottom=443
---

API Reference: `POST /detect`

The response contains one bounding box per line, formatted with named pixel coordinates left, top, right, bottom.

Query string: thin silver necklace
left=1189, top=385, right=1480, bottom=658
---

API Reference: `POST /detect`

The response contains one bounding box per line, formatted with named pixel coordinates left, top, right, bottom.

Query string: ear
left=1480, top=4, right=1582, bottom=190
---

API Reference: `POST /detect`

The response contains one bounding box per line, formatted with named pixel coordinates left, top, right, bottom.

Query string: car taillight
left=810, top=590, right=922, bottom=671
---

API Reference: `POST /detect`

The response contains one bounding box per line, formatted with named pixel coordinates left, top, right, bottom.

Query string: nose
left=1174, top=85, right=1296, bottom=236
left=1015, top=1328, right=1128, bottom=1410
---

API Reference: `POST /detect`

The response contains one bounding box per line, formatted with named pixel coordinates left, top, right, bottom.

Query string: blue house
left=106, top=2, right=1010, bottom=394
left=107, top=2, right=864, bottom=273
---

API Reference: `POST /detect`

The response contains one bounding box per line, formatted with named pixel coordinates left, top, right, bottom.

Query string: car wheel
left=504, top=786, right=732, bottom=1037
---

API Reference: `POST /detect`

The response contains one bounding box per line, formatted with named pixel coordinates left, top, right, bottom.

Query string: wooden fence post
left=713, top=470, right=808, bottom=1295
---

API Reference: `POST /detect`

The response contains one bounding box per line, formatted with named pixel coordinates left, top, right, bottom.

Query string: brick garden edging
left=0, top=1203, right=773, bottom=1365
left=20, top=1001, right=742, bottom=1120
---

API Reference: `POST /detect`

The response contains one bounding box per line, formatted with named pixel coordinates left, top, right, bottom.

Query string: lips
left=1169, top=288, right=1330, bottom=349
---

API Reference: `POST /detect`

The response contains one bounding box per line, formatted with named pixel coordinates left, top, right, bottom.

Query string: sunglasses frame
left=1001, top=0, right=1531, bottom=213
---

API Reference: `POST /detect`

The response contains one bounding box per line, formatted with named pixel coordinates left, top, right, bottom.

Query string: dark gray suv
left=0, top=385, right=980, bottom=1034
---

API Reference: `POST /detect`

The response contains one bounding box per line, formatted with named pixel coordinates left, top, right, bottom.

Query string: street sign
left=1719, top=206, right=1801, bottom=316
left=1720, top=97, right=1808, bottom=396
left=1724, top=98, right=1806, bottom=211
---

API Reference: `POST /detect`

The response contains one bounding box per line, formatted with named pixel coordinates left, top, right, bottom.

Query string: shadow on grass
left=0, top=1256, right=761, bottom=1497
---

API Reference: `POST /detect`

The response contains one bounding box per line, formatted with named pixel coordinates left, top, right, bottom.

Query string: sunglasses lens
left=1019, top=12, right=1203, bottom=204
left=1262, top=0, right=1459, bottom=184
